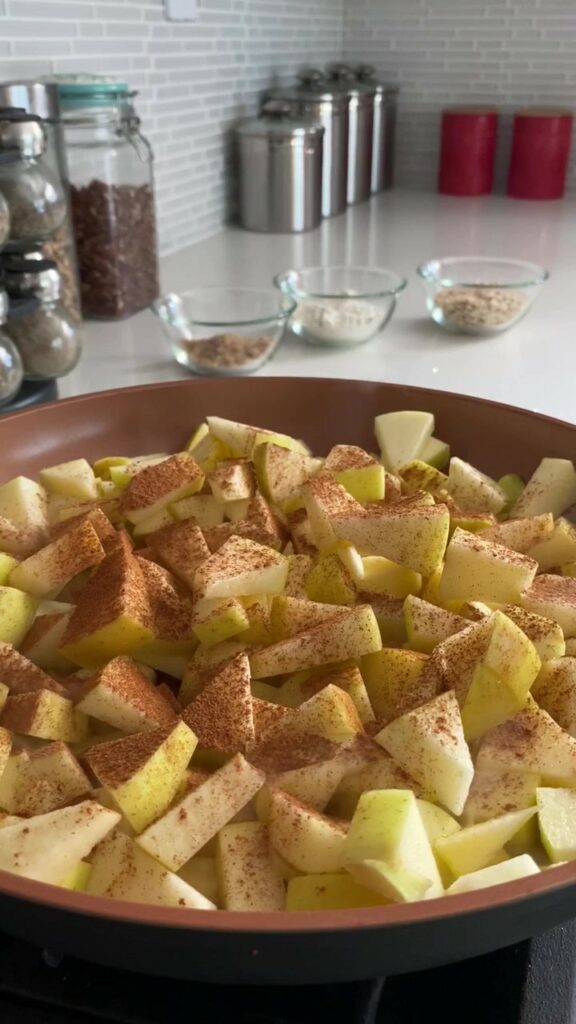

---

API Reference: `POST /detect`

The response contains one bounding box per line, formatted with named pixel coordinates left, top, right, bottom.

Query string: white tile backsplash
left=0, top=0, right=344, bottom=253
left=343, top=0, right=576, bottom=196
left=0, top=0, right=574, bottom=254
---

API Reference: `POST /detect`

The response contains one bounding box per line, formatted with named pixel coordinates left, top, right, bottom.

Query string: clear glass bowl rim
left=417, top=256, right=549, bottom=290
left=160, top=287, right=297, bottom=329
left=274, top=265, right=408, bottom=301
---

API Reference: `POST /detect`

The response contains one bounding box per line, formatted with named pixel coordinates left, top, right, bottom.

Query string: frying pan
left=0, top=376, right=575, bottom=985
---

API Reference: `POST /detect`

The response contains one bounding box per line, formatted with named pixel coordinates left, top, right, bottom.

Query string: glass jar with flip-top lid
left=0, top=107, right=66, bottom=244
left=1, top=254, right=81, bottom=380
left=55, top=76, right=159, bottom=320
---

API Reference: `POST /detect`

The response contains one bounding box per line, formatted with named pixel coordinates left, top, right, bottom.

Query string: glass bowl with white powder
left=274, top=266, right=407, bottom=348
left=417, top=256, right=548, bottom=336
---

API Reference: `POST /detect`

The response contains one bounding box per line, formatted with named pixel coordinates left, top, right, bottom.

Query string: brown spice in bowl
left=183, top=333, right=274, bottom=372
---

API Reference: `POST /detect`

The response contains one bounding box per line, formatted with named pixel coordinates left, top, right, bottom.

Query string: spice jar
left=0, top=81, right=82, bottom=322
left=0, top=108, right=66, bottom=243
left=57, top=77, right=159, bottom=320
left=0, top=287, right=24, bottom=406
left=0, top=187, right=9, bottom=247
left=2, top=255, right=81, bottom=380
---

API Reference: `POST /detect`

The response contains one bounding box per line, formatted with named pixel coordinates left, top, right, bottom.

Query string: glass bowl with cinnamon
left=153, top=287, right=296, bottom=377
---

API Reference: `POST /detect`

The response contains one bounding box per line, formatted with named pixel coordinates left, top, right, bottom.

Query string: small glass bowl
left=274, top=265, right=407, bottom=348
left=152, top=287, right=296, bottom=376
left=417, top=257, right=549, bottom=336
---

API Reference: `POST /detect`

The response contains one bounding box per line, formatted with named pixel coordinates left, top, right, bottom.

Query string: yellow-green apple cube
left=476, top=701, right=576, bottom=784
left=250, top=604, right=381, bottom=678
left=421, top=435, right=450, bottom=470
left=417, top=800, right=461, bottom=844
left=76, top=656, right=177, bottom=734
left=0, top=587, right=37, bottom=647
left=521, top=575, right=576, bottom=637
left=0, top=800, right=119, bottom=885
left=435, top=806, right=537, bottom=877
left=0, top=741, right=91, bottom=816
left=440, top=528, right=538, bottom=604
left=286, top=872, right=385, bottom=911
left=501, top=605, right=565, bottom=661
left=120, top=453, right=204, bottom=525
left=536, top=787, right=576, bottom=862
left=446, top=854, right=539, bottom=895
left=0, top=553, right=18, bottom=585
left=253, top=442, right=320, bottom=505
left=532, top=657, right=576, bottom=736
left=403, top=595, right=468, bottom=654
left=193, top=536, right=288, bottom=600
left=87, top=829, right=216, bottom=909
left=448, top=457, right=506, bottom=515
left=182, top=653, right=254, bottom=756
left=527, top=518, right=576, bottom=572
left=376, top=691, right=473, bottom=815
left=356, top=556, right=421, bottom=599
left=9, top=520, right=105, bottom=598
left=399, top=460, right=447, bottom=497
left=217, top=821, right=285, bottom=910
left=0, top=690, right=87, bottom=743
left=192, top=597, right=249, bottom=647
left=481, top=514, right=554, bottom=554
left=361, top=647, right=435, bottom=720
left=284, top=554, right=313, bottom=598
left=463, top=768, right=540, bottom=825
left=86, top=720, right=197, bottom=833
left=342, top=789, right=443, bottom=899
left=170, top=494, right=224, bottom=529
left=270, top=595, right=343, bottom=641
left=268, top=788, right=347, bottom=874
left=305, top=553, right=356, bottom=605
left=324, top=445, right=385, bottom=503
left=374, top=411, right=434, bottom=470
left=208, top=459, right=255, bottom=503
left=206, top=416, right=309, bottom=458
left=513, top=458, right=576, bottom=518
left=40, top=459, right=98, bottom=500
left=329, top=748, right=417, bottom=819
left=0, top=476, right=48, bottom=549
left=177, top=856, right=219, bottom=904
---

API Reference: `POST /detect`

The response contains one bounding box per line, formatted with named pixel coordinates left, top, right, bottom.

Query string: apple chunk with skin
left=521, top=575, right=576, bottom=637
left=40, top=458, right=98, bottom=501
left=481, top=514, right=554, bottom=554
left=500, top=605, right=565, bottom=662
left=361, top=647, right=436, bottom=721
left=217, top=821, right=285, bottom=910
left=286, top=873, right=385, bottom=911
left=475, top=701, right=576, bottom=785
left=374, top=411, right=434, bottom=471
left=250, top=604, right=381, bottom=678
left=75, top=656, right=177, bottom=734
left=536, top=787, right=576, bottom=863
left=342, top=789, right=443, bottom=901
left=87, top=829, right=216, bottom=909
left=435, top=807, right=537, bottom=877
left=403, top=595, right=468, bottom=654
left=324, top=445, right=385, bottom=503
left=0, top=741, right=91, bottom=816
left=446, top=855, right=539, bottom=895
left=448, top=457, right=507, bottom=515
left=206, top=415, right=309, bottom=458
left=376, top=691, right=473, bottom=815
left=0, top=800, right=119, bottom=885
left=193, top=536, right=288, bottom=600
left=440, top=528, right=538, bottom=604
left=182, top=652, right=255, bottom=757
left=147, top=519, right=210, bottom=590
left=136, top=753, right=264, bottom=871
left=303, top=475, right=449, bottom=576
left=120, top=453, right=204, bottom=525
left=512, top=457, right=576, bottom=518
left=0, top=641, right=64, bottom=695
left=268, top=788, right=348, bottom=874
left=0, top=476, right=48, bottom=551
left=253, top=442, right=320, bottom=506
left=9, top=520, right=105, bottom=599
left=532, top=657, right=576, bottom=736
left=0, top=689, right=88, bottom=743
left=86, top=720, right=197, bottom=833
left=0, top=587, right=38, bottom=647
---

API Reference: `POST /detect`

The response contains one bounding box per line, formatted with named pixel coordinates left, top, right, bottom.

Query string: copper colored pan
left=0, top=377, right=575, bottom=985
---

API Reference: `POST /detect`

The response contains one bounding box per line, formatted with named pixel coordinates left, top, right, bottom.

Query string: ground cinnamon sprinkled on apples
left=62, top=548, right=153, bottom=646
left=78, top=657, right=177, bottom=728
left=86, top=723, right=182, bottom=787
left=120, top=453, right=203, bottom=515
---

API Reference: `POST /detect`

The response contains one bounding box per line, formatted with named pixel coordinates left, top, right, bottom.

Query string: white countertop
left=59, top=190, right=574, bottom=423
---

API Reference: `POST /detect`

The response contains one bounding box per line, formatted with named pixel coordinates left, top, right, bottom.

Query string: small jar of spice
left=2, top=255, right=81, bottom=380
left=0, top=287, right=24, bottom=406
left=0, top=108, right=66, bottom=243
left=56, top=76, right=160, bottom=321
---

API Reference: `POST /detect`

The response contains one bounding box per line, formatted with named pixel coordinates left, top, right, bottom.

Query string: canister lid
left=355, top=65, right=399, bottom=97
left=236, top=100, right=324, bottom=141
left=294, top=70, right=348, bottom=110
left=0, top=81, right=60, bottom=122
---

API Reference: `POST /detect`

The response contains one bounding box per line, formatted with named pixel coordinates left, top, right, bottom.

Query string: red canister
left=507, top=109, right=573, bottom=200
left=438, top=107, right=498, bottom=196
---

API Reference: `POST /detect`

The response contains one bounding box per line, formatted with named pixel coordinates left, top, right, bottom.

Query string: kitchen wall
left=0, top=0, right=344, bottom=253
left=343, top=0, right=576, bottom=194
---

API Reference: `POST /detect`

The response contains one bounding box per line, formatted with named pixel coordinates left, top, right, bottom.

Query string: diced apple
left=76, top=656, right=177, bottom=734
left=0, top=689, right=87, bottom=743
left=342, top=789, right=443, bottom=900
left=403, top=595, right=468, bottom=654
left=87, top=828, right=215, bottom=909
left=120, top=453, right=204, bottom=525
left=500, top=605, right=565, bottom=662
left=376, top=691, right=473, bottom=815
left=522, top=575, right=576, bottom=637
left=374, top=411, right=434, bottom=471
left=446, top=854, right=539, bottom=895
left=0, top=476, right=48, bottom=550
left=0, top=641, right=64, bottom=695
left=170, top=494, right=225, bottom=529
left=435, top=807, right=537, bottom=877
left=513, top=458, right=576, bottom=518
left=421, top=436, right=450, bottom=470
left=324, top=445, right=385, bottom=503
left=0, top=800, right=119, bottom=884
left=9, top=520, right=105, bottom=598
left=0, top=741, right=91, bottom=816
left=463, top=768, right=540, bottom=825
left=283, top=554, right=313, bottom=598
left=476, top=701, right=576, bottom=785
left=86, top=720, right=197, bottom=833
left=136, top=753, right=264, bottom=870
left=362, top=647, right=435, bottom=721
left=193, top=536, right=288, bottom=600
left=268, top=788, right=347, bottom=874
left=270, top=595, right=343, bottom=641
left=40, top=459, right=98, bottom=501
left=191, top=597, right=249, bottom=648
left=329, top=745, right=417, bottom=819
left=182, top=653, right=254, bottom=757
left=440, top=529, right=538, bottom=604
left=253, top=442, right=320, bottom=505
left=286, top=872, right=384, bottom=910
left=448, top=457, right=506, bottom=515
left=217, top=821, right=285, bottom=910
left=527, top=518, right=576, bottom=572
left=250, top=605, right=381, bottom=678
left=0, top=587, right=38, bottom=647
left=532, top=657, right=576, bottom=736
left=536, top=787, right=576, bottom=862
left=147, top=519, right=210, bottom=590
left=177, top=856, right=219, bottom=904
left=481, top=514, right=554, bottom=554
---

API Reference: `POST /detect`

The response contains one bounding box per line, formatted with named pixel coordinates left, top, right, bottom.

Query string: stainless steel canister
left=236, top=101, right=324, bottom=234
left=295, top=70, right=348, bottom=218
left=326, top=64, right=374, bottom=205
left=355, top=65, right=398, bottom=192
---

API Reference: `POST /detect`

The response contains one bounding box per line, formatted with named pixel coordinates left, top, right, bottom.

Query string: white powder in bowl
left=293, top=297, right=385, bottom=346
